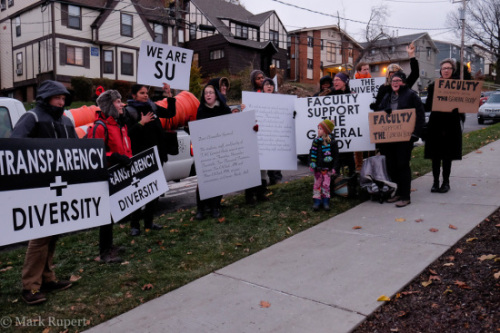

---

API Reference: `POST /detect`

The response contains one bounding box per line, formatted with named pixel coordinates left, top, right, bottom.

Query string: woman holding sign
left=378, top=71, right=425, bottom=207
left=125, top=83, right=176, bottom=236
left=424, top=58, right=465, bottom=193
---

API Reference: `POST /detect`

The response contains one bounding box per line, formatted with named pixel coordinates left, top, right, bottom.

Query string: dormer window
left=235, top=24, right=248, bottom=39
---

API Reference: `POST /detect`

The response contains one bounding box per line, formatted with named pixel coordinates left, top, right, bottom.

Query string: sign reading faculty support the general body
left=0, top=138, right=111, bottom=246
left=295, top=94, right=375, bottom=154
left=137, top=41, right=193, bottom=91
left=432, top=79, right=483, bottom=113
left=368, top=109, right=416, bottom=143
left=108, top=146, right=168, bottom=222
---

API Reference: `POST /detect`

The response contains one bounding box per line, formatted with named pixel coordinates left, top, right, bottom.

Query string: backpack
left=84, top=119, right=109, bottom=151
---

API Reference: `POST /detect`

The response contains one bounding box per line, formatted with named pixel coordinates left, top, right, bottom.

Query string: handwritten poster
left=350, top=77, right=385, bottom=100
left=189, top=111, right=261, bottom=200
left=368, top=109, right=416, bottom=143
left=432, top=79, right=483, bottom=113
left=137, top=41, right=193, bottom=90
left=242, top=91, right=297, bottom=170
left=295, top=94, right=375, bottom=154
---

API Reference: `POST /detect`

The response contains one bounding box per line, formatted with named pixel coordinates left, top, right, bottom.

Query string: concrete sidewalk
left=86, top=140, right=500, bottom=333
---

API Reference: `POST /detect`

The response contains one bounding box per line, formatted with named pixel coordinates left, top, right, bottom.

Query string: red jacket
left=92, top=113, right=132, bottom=159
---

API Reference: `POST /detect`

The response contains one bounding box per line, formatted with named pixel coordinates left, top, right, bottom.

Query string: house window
left=121, top=13, right=133, bottom=37
left=8, top=0, right=12, bottom=7
left=426, top=47, right=431, bottom=60
left=103, top=50, right=114, bottom=74
left=189, top=23, right=196, bottom=40
left=270, top=30, right=279, bottom=46
left=287, top=35, right=291, bottom=48
left=272, top=59, right=280, bottom=68
left=66, top=45, right=84, bottom=66
left=154, top=24, right=164, bottom=43
left=209, top=49, right=224, bottom=60
left=388, top=46, right=395, bottom=54
left=320, top=39, right=324, bottom=50
left=16, top=52, right=22, bottom=75
left=348, top=44, right=353, bottom=57
left=0, top=0, right=5, bottom=10
left=326, top=43, right=336, bottom=62
left=193, top=52, right=199, bottom=67
left=370, top=49, right=376, bottom=55
left=121, top=52, right=133, bottom=75
left=68, top=5, right=81, bottom=29
left=307, top=37, right=313, bottom=48
left=372, top=65, right=380, bottom=72
left=235, top=24, right=248, bottom=39
left=307, top=59, right=313, bottom=69
left=15, top=16, right=20, bottom=37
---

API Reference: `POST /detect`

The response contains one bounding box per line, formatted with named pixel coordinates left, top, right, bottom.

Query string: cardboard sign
left=189, top=111, right=261, bottom=200
left=432, top=79, right=483, bottom=113
left=350, top=77, right=385, bottom=99
left=368, top=109, right=416, bottom=143
left=0, top=139, right=111, bottom=246
left=137, top=41, right=193, bottom=90
left=242, top=91, right=297, bottom=170
left=295, top=94, right=376, bottom=154
left=108, top=146, right=169, bottom=222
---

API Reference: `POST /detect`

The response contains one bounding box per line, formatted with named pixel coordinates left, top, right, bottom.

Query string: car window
left=486, top=94, right=500, bottom=104
left=0, top=107, right=13, bottom=138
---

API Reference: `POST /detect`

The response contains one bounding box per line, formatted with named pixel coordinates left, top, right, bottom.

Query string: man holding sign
left=377, top=72, right=425, bottom=208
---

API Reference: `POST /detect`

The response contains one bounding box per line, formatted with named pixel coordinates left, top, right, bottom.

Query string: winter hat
left=97, top=89, right=122, bottom=119
left=335, top=72, right=350, bottom=85
left=319, top=75, right=333, bottom=87
left=250, top=69, right=265, bottom=91
left=263, top=77, right=275, bottom=87
left=319, top=119, right=334, bottom=135
left=392, top=71, right=407, bottom=84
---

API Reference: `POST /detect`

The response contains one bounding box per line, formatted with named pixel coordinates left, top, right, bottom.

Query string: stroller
left=359, top=155, right=397, bottom=203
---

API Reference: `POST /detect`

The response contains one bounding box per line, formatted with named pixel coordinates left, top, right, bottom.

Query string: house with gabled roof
left=185, top=0, right=288, bottom=78
left=0, top=0, right=178, bottom=101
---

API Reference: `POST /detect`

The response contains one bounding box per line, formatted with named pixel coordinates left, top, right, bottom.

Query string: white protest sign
left=0, top=139, right=111, bottom=246
left=189, top=111, right=261, bottom=200
left=242, top=91, right=297, bottom=170
left=108, top=146, right=168, bottom=222
left=350, top=77, right=385, bottom=100
left=295, top=94, right=375, bottom=154
left=137, top=40, right=193, bottom=90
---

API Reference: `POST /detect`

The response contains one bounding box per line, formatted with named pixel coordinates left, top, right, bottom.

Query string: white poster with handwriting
left=242, top=91, right=297, bottom=170
left=189, top=111, right=261, bottom=200
left=350, top=77, right=385, bottom=100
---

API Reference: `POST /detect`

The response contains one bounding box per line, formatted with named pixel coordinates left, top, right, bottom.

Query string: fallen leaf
left=395, top=218, right=406, bottom=222
left=147, top=249, right=152, bottom=253
left=70, top=275, right=81, bottom=282
left=443, top=288, right=453, bottom=294
left=431, top=303, right=439, bottom=308
left=253, top=215, right=261, bottom=217
left=429, top=269, right=437, bottom=275
left=478, top=254, right=497, bottom=261
left=415, top=218, right=423, bottom=223
left=0, top=266, right=13, bottom=272
left=429, top=228, right=439, bottom=232
left=429, top=275, right=441, bottom=281
left=455, top=248, right=463, bottom=254
left=471, top=184, right=477, bottom=186
left=396, top=311, right=407, bottom=317
left=454, top=280, right=471, bottom=289
left=260, top=301, right=271, bottom=308
left=218, top=217, right=226, bottom=223
left=494, top=271, right=500, bottom=279
left=390, top=328, right=399, bottom=332
left=121, top=261, right=130, bottom=265
left=443, top=263, right=454, bottom=267
left=42, top=328, right=51, bottom=333
left=421, top=280, right=432, bottom=287
left=448, top=256, right=455, bottom=261
left=400, top=291, right=420, bottom=296
left=301, top=211, right=308, bottom=215
left=476, top=150, right=482, bottom=153
left=142, top=283, right=154, bottom=290
left=466, top=237, right=478, bottom=242
left=119, top=224, right=125, bottom=229
left=377, top=295, right=391, bottom=301
left=352, top=226, right=362, bottom=229
left=130, top=240, right=135, bottom=245
left=449, top=224, right=458, bottom=230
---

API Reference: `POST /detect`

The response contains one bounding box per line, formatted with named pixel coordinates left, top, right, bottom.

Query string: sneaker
left=40, top=280, right=72, bottom=293
left=386, top=196, right=401, bottom=203
left=21, top=289, right=47, bottom=305
left=130, top=228, right=141, bottom=236
left=395, top=200, right=411, bottom=208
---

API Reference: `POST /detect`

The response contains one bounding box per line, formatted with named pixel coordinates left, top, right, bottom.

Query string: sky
left=239, top=0, right=462, bottom=44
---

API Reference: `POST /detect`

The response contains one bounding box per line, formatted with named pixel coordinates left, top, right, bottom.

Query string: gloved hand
left=109, top=153, right=132, bottom=167
left=451, top=108, right=459, bottom=114
left=293, top=111, right=297, bottom=119
left=369, top=103, right=377, bottom=111
left=410, top=134, right=419, bottom=143
left=384, top=108, right=392, bottom=115
left=309, top=162, right=316, bottom=170
left=253, top=124, right=259, bottom=132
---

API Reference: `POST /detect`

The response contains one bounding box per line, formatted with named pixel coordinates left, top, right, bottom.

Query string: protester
left=207, top=77, right=230, bottom=103
left=11, top=80, right=75, bottom=305
left=424, top=58, right=465, bottom=193
left=313, top=75, right=334, bottom=97
left=125, top=83, right=176, bottom=236
left=372, top=42, right=419, bottom=111
left=309, top=119, right=339, bottom=211
left=377, top=71, right=425, bottom=207
left=91, top=90, right=133, bottom=263
left=250, top=69, right=265, bottom=92
left=195, top=84, right=232, bottom=219
left=262, top=78, right=283, bottom=186
left=354, top=62, right=371, bottom=79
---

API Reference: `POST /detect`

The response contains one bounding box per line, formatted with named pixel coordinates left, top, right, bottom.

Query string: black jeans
left=130, top=197, right=159, bottom=230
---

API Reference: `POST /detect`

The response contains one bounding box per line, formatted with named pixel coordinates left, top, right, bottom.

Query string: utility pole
left=453, top=0, right=467, bottom=80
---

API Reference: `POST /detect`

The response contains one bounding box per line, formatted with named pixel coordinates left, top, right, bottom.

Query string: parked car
left=479, top=91, right=494, bottom=107
left=420, top=96, right=430, bottom=124
left=477, top=92, right=500, bottom=125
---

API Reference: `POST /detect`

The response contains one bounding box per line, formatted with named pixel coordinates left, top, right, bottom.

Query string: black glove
left=293, top=111, right=297, bottom=119
left=109, top=153, right=132, bottom=167
left=369, top=103, right=377, bottom=111
left=384, top=108, right=392, bottom=115
left=410, top=134, right=419, bottom=143
left=184, top=124, right=190, bottom=135
left=451, top=108, right=459, bottom=114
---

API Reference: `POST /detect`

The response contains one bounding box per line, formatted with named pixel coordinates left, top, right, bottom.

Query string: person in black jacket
left=424, top=58, right=465, bottom=193
left=313, top=75, right=334, bottom=97
left=195, top=84, right=232, bottom=220
left=11, top=80, right=75, bottom=305
left=372, top=42, right=419, bottom=111
left=378, top=71, right=425, bottom=207
left=125, top=83, right=176, bottom=236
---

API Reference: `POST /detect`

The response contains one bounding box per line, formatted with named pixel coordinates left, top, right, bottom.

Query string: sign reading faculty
left=0, top=139, right=111, bottom=246
left=137, top=41, right=193, bottom=91
left=368, top=109, right=416, bottom=143
left=108, top=146, right=168, bottom=222
left=432, top=79, right=483, bottom=113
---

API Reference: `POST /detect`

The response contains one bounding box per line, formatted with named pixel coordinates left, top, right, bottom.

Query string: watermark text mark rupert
left=0, top=315, right=89, bottom=329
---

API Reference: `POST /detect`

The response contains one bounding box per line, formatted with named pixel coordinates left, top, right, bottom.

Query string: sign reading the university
left=0, top=139, right=110, bottom=246
left=108, top=146, right=168, bottom=222
left=350, top=77, right=385, bottom=99
left=368, top=109, right=416, bottom=143
left=432, top=79, right=483, bottom=113
left=137, top=41, right=193, bottom=91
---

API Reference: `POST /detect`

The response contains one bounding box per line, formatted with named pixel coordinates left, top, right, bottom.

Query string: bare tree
left=448, top=0, right=500, bottom=83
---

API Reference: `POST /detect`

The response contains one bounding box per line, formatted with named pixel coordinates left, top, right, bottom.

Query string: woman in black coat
left=424, top=58, right=465, bottom=193
left=378, top=71, right=426, bottom=207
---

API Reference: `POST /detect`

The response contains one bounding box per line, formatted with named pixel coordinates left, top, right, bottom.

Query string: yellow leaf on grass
left=395, top=218, right=406, bottom=222
left=478, top=254, right=497, bottom=261
left=260, top=301, right=271, bottom=308
left=377, top=295, right=391, bottom=301
left=421, top=280, right=432, bottom=287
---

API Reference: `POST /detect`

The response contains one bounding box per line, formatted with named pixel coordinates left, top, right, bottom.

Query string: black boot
left=431, top=180, right=440, bottom=193
left=256, top=179, right=269, bottom=202
left=245, top=189, right=256, bottom=205
left=439, top=181, right=450, bottom=193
